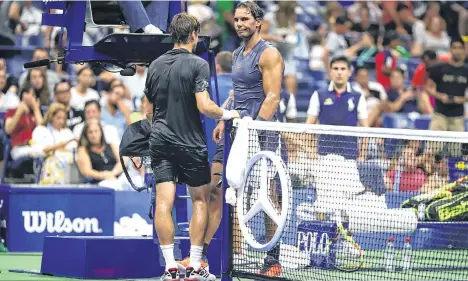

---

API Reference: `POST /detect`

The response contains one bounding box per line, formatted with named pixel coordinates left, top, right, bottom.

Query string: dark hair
left=329, top=56, right=351, bottom=68
left=53, top=79, right=71, bottom=94
left=355, top=66, right=369, bottom=73
left=216, top=51, right=233, bottom=73
left=451, top=36, right=465, bottom=47
left=110, top=83, right=125, bottom=93
left=79, top=120, right=107, bottom=149
left=19, top=85, right=35, bottom=100
left=76, top=66, right=92, bottom=77
left=391, top=67, right=405, bottom=77
left=169, top=13, right=201, bottom=45
left=422, top=50, right=437, bottom=61
left=235, top=1, right=265, bottom=21
left=84, top=99, right=101, bottom=112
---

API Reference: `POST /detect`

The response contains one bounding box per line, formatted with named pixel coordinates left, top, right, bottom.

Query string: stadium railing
left=225, top=119, right=468, bottom=281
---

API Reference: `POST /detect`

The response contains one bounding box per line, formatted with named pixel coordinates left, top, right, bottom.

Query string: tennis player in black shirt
left=426, top=37, right=468, bottom=156
left=144, top=13, right=239, bottom=281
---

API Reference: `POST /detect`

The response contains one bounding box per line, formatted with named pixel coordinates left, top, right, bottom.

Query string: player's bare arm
left=195, top=90, right=240, bottom=120
left=257, top=47, right=283, bottom=120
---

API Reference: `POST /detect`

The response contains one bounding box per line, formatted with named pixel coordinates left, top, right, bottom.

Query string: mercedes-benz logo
left=237, top=151, right=291, bottom=251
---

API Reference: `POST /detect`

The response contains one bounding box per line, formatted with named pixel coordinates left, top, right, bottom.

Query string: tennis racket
left=325, top=211, right=365, bottom=272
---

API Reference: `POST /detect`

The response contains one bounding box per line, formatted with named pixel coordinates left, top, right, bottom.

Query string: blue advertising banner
left=2, top=185, right=115, bottom=252
left=0, top=185, right=9, bottom=249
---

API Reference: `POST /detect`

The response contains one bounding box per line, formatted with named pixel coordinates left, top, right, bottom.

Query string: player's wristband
left=220, top=109, right=232, bottom=121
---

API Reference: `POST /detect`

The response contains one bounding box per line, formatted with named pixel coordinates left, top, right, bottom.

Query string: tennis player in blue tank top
left=193, top=1, right=285, bottom=277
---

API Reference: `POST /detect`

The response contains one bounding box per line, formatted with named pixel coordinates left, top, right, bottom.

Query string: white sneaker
left=144, top=24, right=163, bottom=34
left=184, top=266, right=215, bottom=281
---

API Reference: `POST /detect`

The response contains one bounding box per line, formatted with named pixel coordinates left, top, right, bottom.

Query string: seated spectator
left=386, top=145, right=427, bottom=192
left=0, top=58, right=18, bottom=94
left=4, top=86, right=43, bottom=178
left=382, top=68, right=433, bottom=115
left=70, top=66, right=99, bottom=111
left=381, top=1, right=413, bottom=35
left=76, top=120, right=130, bottom=190
left=130, top=95, right=153, bottom=123
left=322, top=16, right=373, bottom=68
left=30, top=103, right=77, bottom=184
left=73, top=100, right=120, bottom=146
left=100, top=84, right=132, bottom=138
left=21, top=68, right=51, bottom=106
left=53, top=80, right=84, bottom=130
left=347, top=1, right=382, bottom=25
left=0, top=68, right=19, bottom=112
left=308, top=32, right=326, bottom=71
left=19, top=48, right=60, bottom=91
left=115, top=64, right=147, bottom=109
left=352, top=67, right=387, bottom=127
left=412, top=16, right=451, bottom=57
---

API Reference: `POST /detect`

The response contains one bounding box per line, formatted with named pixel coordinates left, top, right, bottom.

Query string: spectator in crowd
left=73, top=100, right=120, bottom=146
left=412, top=16, right=451, bottom=57
left=213, top=50, right=232, bottom=104
left=322, top=15, right=373, bottom=69
left=352, top=67, right=387, bottom=127
left=18, top=48, right=60, bottom=91
left=53, top=80, right=84, bottom=130
left=100, top=84, right=132, bottom=138
left=411, top=50, right=440, bottom=107
left=0, top=58, right=18, bottom=93
left=382, top=68, right=432, bottom=115
left=4, top=86, right=43, bottom=178
left=21, top=68, right=50, bottom=106
left=0, top=1, right=26, bottom=35
left=350, top=6, right=381, bottom=44
left=381, top=1, right=413, bottom=36
left=76, top=119, right=128, bottom=190
left=262, top=1, right=298, bottom=95
left=426, top=37, right=468, bottom=156
left=386, top=144, right=427, bottom=192
left=347, top=1, right=382, bottom=25
left=30, top=103, right=77, bottom=184
left=308, top=31, right=326, bottom=71
left=375, top=32, right=401, bottom=91
left=15, top=0, right=43, bottom=45
left=0, top=68, right=19, bottom=112
left=130, top=95, right=153, bottom=123
left=69, top=66, right=99, bottom=111
left=116, top=65, right=147, bottom=109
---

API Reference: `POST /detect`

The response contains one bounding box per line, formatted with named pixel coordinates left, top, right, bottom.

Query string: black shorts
left=149, top=137, right=211, bottom=187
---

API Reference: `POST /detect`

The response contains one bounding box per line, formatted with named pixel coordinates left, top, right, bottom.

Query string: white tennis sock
left=189, top=245, right=204, bottom=270
left=160, top=244, right=177, bottom=270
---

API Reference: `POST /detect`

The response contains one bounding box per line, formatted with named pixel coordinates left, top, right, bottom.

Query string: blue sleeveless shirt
left=232, top=39, right=278, bottom=120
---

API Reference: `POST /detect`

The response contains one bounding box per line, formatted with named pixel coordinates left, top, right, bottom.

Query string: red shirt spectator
left=4, top=108, right=36, bottom=148
left=376, top=33, right=400, bottom=91
left=386, top=168, right=426, bottom=192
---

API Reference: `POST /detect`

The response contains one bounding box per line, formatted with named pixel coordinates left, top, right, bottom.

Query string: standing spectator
left=69, top=66, right=99, bottom=111
left=100, top=84, right=132, bottom=138
left=22, top=68, right=51, bottom=106
left=213, top=51, right=232, bottom=104
left=375, top=32, right=400, bottom=91
left=411, top=50, right=439, bottom=107
left=5, top=86, right=42, bottom=161
left=53, top=80, right=84, bottom=130
left=382, top=68, right=433, bottom=115
left=426, top=38, right=468, bottom=155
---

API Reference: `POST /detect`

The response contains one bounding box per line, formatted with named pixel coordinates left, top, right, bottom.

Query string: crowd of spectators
left=0, top=0, right=467, bottom=194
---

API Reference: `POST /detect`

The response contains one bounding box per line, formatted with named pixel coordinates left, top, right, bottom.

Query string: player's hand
left=225, top=187, right=237, bottom=206
left=102, top=171, right=117, bottom=180
left=229, top=110, right=240, bottom=119
left=213, top=121, right=225, bottom=144
left=453, top=96, right=466, bottom=104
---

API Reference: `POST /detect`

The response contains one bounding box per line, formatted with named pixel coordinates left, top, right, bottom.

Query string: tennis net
left=227, top=120, right=468, bottom=281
